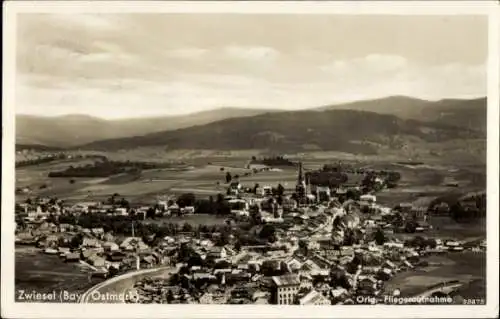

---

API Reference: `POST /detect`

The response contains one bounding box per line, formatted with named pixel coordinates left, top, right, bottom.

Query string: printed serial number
left=462, top=298, right=485, bottom=305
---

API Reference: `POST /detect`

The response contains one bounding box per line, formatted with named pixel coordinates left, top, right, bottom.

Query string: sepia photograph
left=2, top=1, right=499, bottom=318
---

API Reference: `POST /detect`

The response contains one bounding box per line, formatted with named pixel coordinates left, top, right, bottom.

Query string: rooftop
left=271, top=274, right=301, bottom=287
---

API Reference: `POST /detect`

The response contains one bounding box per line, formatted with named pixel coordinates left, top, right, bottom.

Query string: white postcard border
left=2, top=1, right=499, bottom=318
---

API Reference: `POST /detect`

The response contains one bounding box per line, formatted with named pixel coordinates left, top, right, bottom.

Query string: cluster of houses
left=15, top=161, right=486, bottom=305
left=122, top=219, right=485, bottom=305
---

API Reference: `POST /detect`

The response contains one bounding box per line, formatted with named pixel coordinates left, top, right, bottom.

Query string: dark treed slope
left=78, top=109, right=485, bottom=153
left=17, top=96, right=485, bottom=149
left=319, top=96, right=486, bottom=132
left=16, top=108, right=280, bottom=147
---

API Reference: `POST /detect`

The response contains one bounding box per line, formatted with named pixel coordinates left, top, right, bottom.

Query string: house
left=199, top=292, right=214, bottom=304
left=299, top=274, right=313, bottom=290
left=200, top=239, right=214, bottom=247
left=383, top=260, right=397, bottom=270
left=163, top=236, right=176, bottom=245
left=102, top=241, right=120, bottom=252
left=120, top=237, right=148, bottom=251
left=377, top=267, right=392, bottom=280
left=180, top=206, right=195, bottom=215
left=262, top=186, right=273, bottom=197
left=384, top=242, right=404, bottom=249
left=228, top=199, right=250, bottom=217
left=64, top=252, right=80, bottom=262
left=316, top=186, right=331, bottom=202
left=283, top=257, right=302, bottom=273
left=298, top=289, right=330, bottom=305
left=330, top=287, right=348, bottom=304
left=82, top=238, right=101, bottom=248
left=207, top=247, right=227, bottom=260
left=357, top=276, right=378, bottom=294
left=193, top=272, right=216, bottom=281
left=228, top=181, right=242, bottom=195
left=107, top=251, right=126, bottom=262
left=81, top=250, right=97, bottom=260
left=102, top=233, right=115, bottom=242
left=167, top=203, right=180, bottom=216
left=360, top=194, right=376, bottom=203
left=141, top=255, right=156, bottom=268
left=91, top=228, right=105, bottom=237
left=88, top=255, right=106, bottom=267
left=271, top=274, right=301, bottom=305
left=306, top=240, right=320, bottom=251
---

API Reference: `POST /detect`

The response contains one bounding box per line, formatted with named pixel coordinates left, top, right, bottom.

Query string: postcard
left=2, top=1, right=499, bottom=318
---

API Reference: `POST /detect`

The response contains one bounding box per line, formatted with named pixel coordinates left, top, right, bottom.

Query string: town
left=15, top=158, right=486, bottom=305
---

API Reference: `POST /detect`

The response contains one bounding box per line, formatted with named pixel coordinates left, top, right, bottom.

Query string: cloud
left=17, top=55, right=485, bottom=119
left=165, top=48, right=208, bottom=59
left=224, top=45, right=279, bottom=61
left=15, top=14, right=486, bottom=119
left=44, top=14, right=121, bottom=31
left=319, top=54, right=485, bottom=99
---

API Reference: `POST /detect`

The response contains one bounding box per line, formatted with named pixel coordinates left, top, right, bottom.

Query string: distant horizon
left=15, top=94, right=487, bottom=120
left=16, top=14, right=487, bottom=119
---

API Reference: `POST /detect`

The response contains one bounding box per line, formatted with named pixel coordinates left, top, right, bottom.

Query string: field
left=383, top=252, right=486, bottom=298
left=14, top=149, right=487, bottom=303
left=144, top=214, right=228, bottom=226
left=15, top=246, right=104, bottom=302
left=15, top=149, right=486, bottom=208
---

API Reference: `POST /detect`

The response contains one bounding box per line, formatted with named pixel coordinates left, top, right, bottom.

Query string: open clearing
left=16, top=149, right=485, bottom=209
left=383, top=252, right=486, bottom=297
left=15, top=246, right=104, bottom=302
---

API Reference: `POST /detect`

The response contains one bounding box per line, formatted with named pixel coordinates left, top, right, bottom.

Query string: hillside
left=79, top=109, right=485, bottom=154
left=319, top=96, right=486, bottom=132
left=16, top=108, right=279, bottom=147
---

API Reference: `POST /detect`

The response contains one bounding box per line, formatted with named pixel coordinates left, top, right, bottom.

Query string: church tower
left=296, top=162, right=306, bottom=199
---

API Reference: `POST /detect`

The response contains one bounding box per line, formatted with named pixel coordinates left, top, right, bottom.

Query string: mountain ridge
left=16, top=96, right=486, bottom=149
left=77, top=108, right=485, bottom=154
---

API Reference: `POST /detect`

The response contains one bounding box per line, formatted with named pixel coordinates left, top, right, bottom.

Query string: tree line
left=47, top=160, right=174, bottom=178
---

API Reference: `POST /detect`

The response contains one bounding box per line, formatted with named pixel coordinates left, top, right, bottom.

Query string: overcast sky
left=16, top=14, right=487, bottom=119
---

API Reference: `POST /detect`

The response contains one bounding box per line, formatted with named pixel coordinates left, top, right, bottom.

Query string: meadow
left=15, top=148, right=485, bottom=209
left=383, top=252, right=486, bottom=298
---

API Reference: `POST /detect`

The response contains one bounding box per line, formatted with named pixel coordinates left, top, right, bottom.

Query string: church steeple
left=296, top=162, right=306, bottom=198
left=298, top=162, right=304, bottom=184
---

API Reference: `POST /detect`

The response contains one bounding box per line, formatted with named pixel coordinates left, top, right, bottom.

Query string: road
left=412, top=282, right=464, bottom=298
left=79, top=266, right=177, bottom=303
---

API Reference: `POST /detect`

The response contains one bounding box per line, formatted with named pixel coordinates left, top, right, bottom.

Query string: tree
left=70, top=234, right=83, bottom=249
left=225, top=172, right=232, bottom=183
left=253, top=183, right=260, bottom=194
left=408, top=236, right=426, bottom=249
left=277, top=184, right=285, bottom=196
left=214, top=260, right=232, bottom=269
left=346, top=189, right=361, bottom=201
left=259, top=224, right=276, bottom=242
left=405, top=220, right=417, bottom=233
left=343, top=229, right=359, bottom=246
left=166, top=290, right=174, bottom=304
left=299, top=240, right=309, bottom=255
left=182, top=223, right=194, bottom=233
left=146, top=207, right=156, bottom=219
left=393, top=212, right=405, bottom=228
left=177, top=193, right=196, bottom=208
left=374, top=228, right=386, bottom=245
left=119, top=198, right=130, bottom=209
left=216, top=231, right=230, bottom=246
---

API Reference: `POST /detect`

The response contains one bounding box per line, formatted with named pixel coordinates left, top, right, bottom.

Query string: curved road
left=79, top=266, right=176, bottom=303
left=412, top=282, right=464, bottom=299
